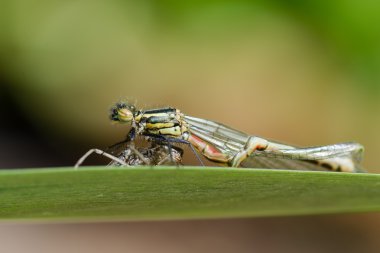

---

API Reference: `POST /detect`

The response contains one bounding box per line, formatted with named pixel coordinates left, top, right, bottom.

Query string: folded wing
left=184, top=115, right=364, bottom=172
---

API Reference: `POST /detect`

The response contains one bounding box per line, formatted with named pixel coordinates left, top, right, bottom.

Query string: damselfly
left=76, top=101, right=365, bottom=172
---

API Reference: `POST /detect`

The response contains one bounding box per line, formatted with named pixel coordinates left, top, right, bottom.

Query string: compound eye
left=109, top=107, right=119, bottom=121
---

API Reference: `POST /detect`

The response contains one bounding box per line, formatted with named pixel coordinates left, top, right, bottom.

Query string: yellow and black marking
left=136, top=108, right=187, bottom=138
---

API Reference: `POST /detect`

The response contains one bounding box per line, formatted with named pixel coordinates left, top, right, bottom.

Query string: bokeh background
left=1, top=1, right=380, bottom=252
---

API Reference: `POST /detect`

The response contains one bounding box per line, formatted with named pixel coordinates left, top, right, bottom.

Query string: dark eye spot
left=109, top=106, right=120, bottom=121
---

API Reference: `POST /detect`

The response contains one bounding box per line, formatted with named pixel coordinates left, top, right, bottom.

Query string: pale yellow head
left=109, top=102, right=136, bottom=124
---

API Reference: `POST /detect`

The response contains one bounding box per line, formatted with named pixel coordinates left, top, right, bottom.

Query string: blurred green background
left=1, top=1, right=380, bottom=252
left=1, top=0, right=380, bottom=170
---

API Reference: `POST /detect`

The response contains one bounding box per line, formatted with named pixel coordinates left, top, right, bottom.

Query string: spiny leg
left=75, top=143, right=153, bottom=168
left=74, top=148, right=127, bottom=169
left=127, top=143, right=151, bottom=165
left=187, top=143, right=204, bottom=166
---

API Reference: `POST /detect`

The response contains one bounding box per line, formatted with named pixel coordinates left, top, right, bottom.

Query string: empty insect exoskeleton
left=75, top=142, right=183, bottom=168
left=100, top=101, right=365, bottom=172
left=109, top=143, right=183, bottom=166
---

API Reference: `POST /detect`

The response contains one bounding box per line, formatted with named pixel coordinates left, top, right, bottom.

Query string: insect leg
left=144, top=135, right=176, bottom=164
left=156, top=145, right=184, bottom=165
left=74, top=148, right=127, bottom=169
left=168, top=138, right=204, bottom=166
left=128, top=143, right=151, bottom=165
left=164, top=137, right=204, bottom=166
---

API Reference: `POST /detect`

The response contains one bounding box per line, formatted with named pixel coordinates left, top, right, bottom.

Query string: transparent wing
left=184, top=115, right=248, bottom=156
left=184, top=115, right=364, bottom=172
left=240, top=156, right=330, bottom=171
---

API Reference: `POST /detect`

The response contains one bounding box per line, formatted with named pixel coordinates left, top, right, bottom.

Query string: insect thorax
left=135, top=107, right=188, bottom=138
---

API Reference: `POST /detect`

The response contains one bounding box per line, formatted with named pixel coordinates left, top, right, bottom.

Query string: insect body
left=110, top=102, right=365, bottom=173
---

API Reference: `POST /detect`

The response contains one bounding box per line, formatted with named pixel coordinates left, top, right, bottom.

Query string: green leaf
left=1, top=167, right=379, bottom=221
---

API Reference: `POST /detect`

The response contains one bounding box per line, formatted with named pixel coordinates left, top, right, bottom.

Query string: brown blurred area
left=2, top=214, right=380, bottom=253
left=1, top=1, right=380, bottom=252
